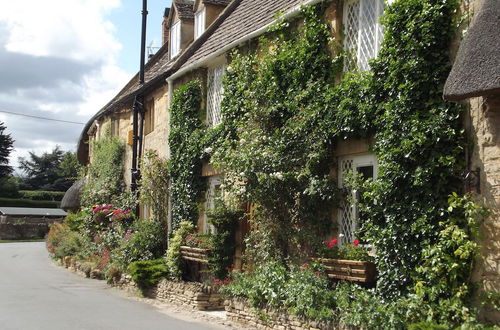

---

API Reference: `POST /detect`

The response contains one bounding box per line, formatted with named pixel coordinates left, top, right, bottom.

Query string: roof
left=60, top=179, right=84, bottom=211
left=177, top=0, right=306, bottom=72
left=0, top=207, right=67, bottom=217
left=203, top=0, right=232, bottom=6
left=175, top=0, right=195, bottom=20
left=443, top=0, right=500, bottom=101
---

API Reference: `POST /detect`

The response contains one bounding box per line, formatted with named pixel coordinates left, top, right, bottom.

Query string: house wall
left=453, top=0, right=499, bottom=323
left=142, top=85, right=169, bottom=159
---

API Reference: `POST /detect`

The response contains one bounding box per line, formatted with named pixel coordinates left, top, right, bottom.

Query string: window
left=338, top=154, right=378, bottom=245
left=343, top=0, right=385, bottom=72
left=144, top=100, right=155, bottom=135
left=207, top=64, right=225, bottom=127
left=170, top=21, right=181, bottom=58
left=194, top=8, right=206, bottom=39
left=111, top=118, right=119, bottom=137
left=203, top=176, right=222, bottom=234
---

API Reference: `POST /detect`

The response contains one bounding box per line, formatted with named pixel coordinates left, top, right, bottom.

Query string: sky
left=0, top=0, right=172, bottom=173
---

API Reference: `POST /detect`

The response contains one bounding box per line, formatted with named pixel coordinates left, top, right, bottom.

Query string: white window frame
left=343, top=0, right=385, bottom=72
left=170, top=21, right=181, bottom=58
left=206, top=64, right=226, bottom=127
left=194, top=8, right=206, bottom=40
left=338, top=153, right=378, bottom=245
left=203, top=175, right=222, bottom=234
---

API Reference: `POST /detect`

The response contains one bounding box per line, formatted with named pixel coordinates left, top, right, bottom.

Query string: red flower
left=113, top=209, right=121, bottom=215
left=353, top=239, right=360, bottom=246
left=322, top=241, right=329, bottom=246
left=328, top=238, right=338, bottom=248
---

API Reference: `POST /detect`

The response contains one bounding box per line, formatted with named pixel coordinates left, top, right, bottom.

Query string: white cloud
left=0, top=0, right=132, bottom=171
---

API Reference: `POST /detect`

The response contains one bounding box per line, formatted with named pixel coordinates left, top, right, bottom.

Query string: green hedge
left=18, top=190, right=65, bottom=201
left=0, top=197, right=60, bottom=208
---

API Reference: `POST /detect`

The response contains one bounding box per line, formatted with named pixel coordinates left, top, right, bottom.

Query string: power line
left=0, top=110, right=85, bottom=125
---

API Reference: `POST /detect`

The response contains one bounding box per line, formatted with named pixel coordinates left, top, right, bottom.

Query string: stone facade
left=0, top=216, right=63, bottom=240
left=225, top=298, right=340, bottom=330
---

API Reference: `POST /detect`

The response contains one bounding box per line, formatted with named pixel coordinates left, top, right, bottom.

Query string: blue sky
left=0, top=0, right=174, bottom=170
left=110, top=0, right=173, bottom=74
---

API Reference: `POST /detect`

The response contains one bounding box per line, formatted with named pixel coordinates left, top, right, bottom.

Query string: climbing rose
left=328, top=238, right=338, bottom=248
left=353, top=239, right=360, bottom=246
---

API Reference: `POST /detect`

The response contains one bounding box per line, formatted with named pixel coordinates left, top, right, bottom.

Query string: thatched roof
left=444, top=0, right=500, bottom=101
left=60, top=179, right=84, bottom=211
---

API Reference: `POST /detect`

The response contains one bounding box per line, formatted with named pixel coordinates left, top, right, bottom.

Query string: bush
left=46, top=222, right=86, bottom=259
left=18, top=190, right=65, bottom=201
left=115, top=220, right=165, bottom=267
left=0, top=197, right=59, bottom=208
left=165, top=221, right=195, bottom=279
left=64, top=210, right=89, bottom=231
left=127, top=259, right=169, bottom=288
left=223, top=261, right=336, bottom=320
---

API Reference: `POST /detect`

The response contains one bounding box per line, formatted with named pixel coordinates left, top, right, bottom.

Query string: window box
left=180, top=245, right=210, bottom=264
left=315, top=257, right=376, bottom=283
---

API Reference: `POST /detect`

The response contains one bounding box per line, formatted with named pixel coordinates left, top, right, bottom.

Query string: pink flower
left=113, top=209, right=121, bottom=215
left=322, top=241, right=329, bottom=246
left=353, top=239, right=360, bottom=246
left=328, top=238, right=338, bottom=248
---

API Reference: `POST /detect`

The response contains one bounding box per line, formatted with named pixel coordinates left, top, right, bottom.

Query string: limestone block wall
left=467, top=96, right=500, bottom=323
left=142, top=85, right=169, bottom=159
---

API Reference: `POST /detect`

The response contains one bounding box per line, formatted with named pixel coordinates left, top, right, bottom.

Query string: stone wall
left=225, top=298, right=340, bottom=330
left=0, top=217, right=62, bottom=239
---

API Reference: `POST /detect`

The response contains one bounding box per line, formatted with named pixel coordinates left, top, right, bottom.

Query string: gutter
left=166, top=0, right=325, bottom=86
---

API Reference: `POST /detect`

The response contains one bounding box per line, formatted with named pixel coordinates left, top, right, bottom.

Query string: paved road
left=0, top=242, right=226, bottom=330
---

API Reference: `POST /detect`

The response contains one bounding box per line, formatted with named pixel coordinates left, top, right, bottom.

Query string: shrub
left=105, top=264, right=123, bottom=284
left=165, top=221, right=195, bottom=279
left=115, top=220, right=165, bottom=267
left=64, top=210, right=89, bottom=231
left=127, top=259, right=169, bottom=288
left=54, top=231, right=85, bottom=259
left=18, top=190, right=65, bottom=201
left=223, top=261, right=336, bottom=320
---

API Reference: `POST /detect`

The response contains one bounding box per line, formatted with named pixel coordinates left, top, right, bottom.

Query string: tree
left=0, top=121, right=14, bottom=179
left=18, top=146, right=80, bottom=191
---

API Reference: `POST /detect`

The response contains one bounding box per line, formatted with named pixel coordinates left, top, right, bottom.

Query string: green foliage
left=0, top=176, right=20, bottom=198
left=81, top=133, right=125, bottom=207
left=211, top=3, right=339, bottom=263
left=0, top=197, right=60, bottom=208
left=46, top=222, right=86, bottom=259
left=18, top=190, right=65, bottom=201
left=18, top=146, right=79, bottom=191
left=223, top=261, right=336, bottom=321
left=139, top=150, right=169, bottom=224
left=127, top=259, right=169, bottom=288
left=64, top=210, right=88, bottom=231
left=165, top=221, right=195, bottom=279
left=206, top=206, right=243, bottom=279
left=114, top=220, right=165, bottom=267
left=407, top=322, right=447, bottom=330
left=168, top=81, right=205, bottom=232
left=413, top=193, right=488, bottom=325
left=0, top=121, right=14, bottom=179
left=317, top=238, right=373, bottom=262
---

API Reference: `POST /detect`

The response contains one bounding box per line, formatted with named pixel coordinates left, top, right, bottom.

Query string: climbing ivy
left=168, top=81, right=206, bottom=232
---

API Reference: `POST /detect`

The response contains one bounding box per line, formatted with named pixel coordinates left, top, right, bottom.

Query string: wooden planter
left=315, top=258, right=376, bottom=283
left=180, top=246, right=210, bottom=264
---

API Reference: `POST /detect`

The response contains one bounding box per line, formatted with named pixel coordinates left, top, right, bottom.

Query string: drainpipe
left=131, top=0, right=148, bottom=194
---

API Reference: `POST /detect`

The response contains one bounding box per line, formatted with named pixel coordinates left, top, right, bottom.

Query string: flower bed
left=315, top=258, right=376, bottom=283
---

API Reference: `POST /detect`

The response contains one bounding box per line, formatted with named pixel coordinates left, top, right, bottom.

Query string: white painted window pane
left=207, top=64, right=225, bottom=127
left=343, top=0, right=385, bottom=72
left=195, top=8, right=206, bottom=39
left=170, top=22, right=181, bottom=57
left=338, top=154, right=377, bottom=245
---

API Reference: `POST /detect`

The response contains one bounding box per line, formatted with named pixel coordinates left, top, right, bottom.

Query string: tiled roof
left=175, top=0, right=195, bottom=20
left=0, top=207, right=67, bottom=217
left=178, top=0, right=305, bottom=71
left=444, top=0, right=500, bottom=101
left=203, top=0, right=232, bottom=6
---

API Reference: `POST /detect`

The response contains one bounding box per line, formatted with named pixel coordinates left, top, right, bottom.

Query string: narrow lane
left=0, top=242, right=226, bottom=330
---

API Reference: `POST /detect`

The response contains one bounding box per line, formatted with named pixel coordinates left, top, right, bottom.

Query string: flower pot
left=315, top=258, right=376, bottom=283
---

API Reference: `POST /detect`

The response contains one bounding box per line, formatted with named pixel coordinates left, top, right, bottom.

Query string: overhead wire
left=0, top=110, right=85, bottom=125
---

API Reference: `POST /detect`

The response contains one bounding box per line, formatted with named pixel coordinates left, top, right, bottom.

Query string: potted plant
left=315, top=237, right=376, bottom=283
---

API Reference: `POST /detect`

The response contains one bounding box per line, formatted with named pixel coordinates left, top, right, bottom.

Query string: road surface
left=0, top=242, right=227, bottom=330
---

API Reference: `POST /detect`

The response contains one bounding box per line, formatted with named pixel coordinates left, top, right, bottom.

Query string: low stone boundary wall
left=225, top=298, right=340, bottom=330
left=58, top=256, right=224, bottom=311
left=0, top=223, right=49, bottom=239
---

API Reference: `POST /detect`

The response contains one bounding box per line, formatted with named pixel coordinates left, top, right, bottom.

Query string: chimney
left=162, top=7, right=171, bottom=46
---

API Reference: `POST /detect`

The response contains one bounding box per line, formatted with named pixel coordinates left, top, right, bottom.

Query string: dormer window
left=343, top=0, right=385, bottom=72
left=170, top=21, right=181, bottom=58
left=194, top=8, right=206, bottom=39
